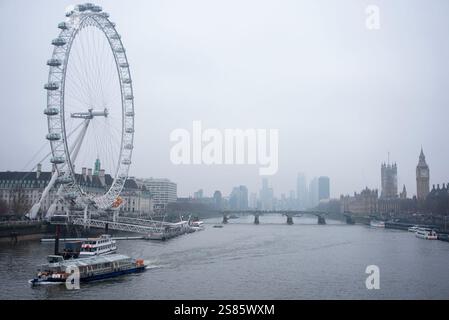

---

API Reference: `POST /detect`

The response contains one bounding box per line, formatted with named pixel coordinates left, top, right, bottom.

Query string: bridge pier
left=318, top=216, right=326, bottom=225
left=54, top=224, right=60, bottom=255
left=345, top=216, right=355, bottom=225
left=222, top=214, right=228, bottom=224
left=254, top=215, right=260, bottom=225
left=286, top=216, right=293, bottom=225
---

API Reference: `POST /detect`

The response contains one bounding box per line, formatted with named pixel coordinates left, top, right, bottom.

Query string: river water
left=1, top=215, right=449, bottom=300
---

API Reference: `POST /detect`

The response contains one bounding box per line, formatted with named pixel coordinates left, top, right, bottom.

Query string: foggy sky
left=1, top=0, right=448, bottom=198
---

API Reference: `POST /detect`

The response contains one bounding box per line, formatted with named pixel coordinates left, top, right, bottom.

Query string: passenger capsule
left=125, top=111, right=135, bottom=117
left=76, top=4, right=87, bottom=12
left=58, top=22, right=69, bottom=30
left=84, top=3, right=94, bottom=10
left=52, top=38, right=66, bottom=46
left=119, top=62, right=129, bottom=68
left=92, top=5, right=102, bottom=12
left=125, top=95, right=134, bottom=100
left=44, top=107, right=59, bottom=116
left=46, top=133, right=61, bottom=141
left=50, top=156, right=65, bottom=164
left=124, top=144, right=134, bottom=150
left=47, top=59, right=62, bottom=67
left=44, top=82, right=60, bottom=91
left=125, top=128, right=134, bottom=134
left=56, top=176, right=73, bottom=184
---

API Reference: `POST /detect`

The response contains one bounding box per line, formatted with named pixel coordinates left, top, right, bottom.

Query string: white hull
left=415, top=232, right=438, bottom=240
left=415, top=227, right=438, bottom=240
left=370, top=221, right=385, bottom=228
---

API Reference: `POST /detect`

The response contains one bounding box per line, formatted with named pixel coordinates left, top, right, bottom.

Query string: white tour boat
left=415, top=228, right=438, bottom=240
left=190, top=220, right=205, bottom=231
left=408, top=225, right=420, bottom=232
left=370, top=220, right=385, bottom=228
left=79, top=234, right=117, bottom=257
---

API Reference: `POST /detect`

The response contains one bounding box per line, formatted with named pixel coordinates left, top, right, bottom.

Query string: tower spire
left=94, top=156, right=101, bottom=176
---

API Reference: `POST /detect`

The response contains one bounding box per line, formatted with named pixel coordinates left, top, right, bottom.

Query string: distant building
left=93, top=157, right=101, bottom=176
left=416, top=148, right=430, bottom=200
left=249, top=192, right=258, bottom=209
left=213, top=190, right=222, bottom=210
left=340, top=188, right=378, bottom=215
left=194, top=189, right=204, bottom=199
left=0, top=166, right=152, bottom=217
left=426, top=183, right=449, bottom=216
left=119, top=180, right=153, bottom=216
left=260, top=178, right=274, bottom=210
left=229, top=186, right=248, bottom=210
left=400, top=185, right=407, bottom=199
left=137, top=178, right=177, bottom=210
left=381, top=162, right=398, bottom=199
left=308, top=177, right=319, bottom=208
left=296, top=173, right=308, bottom=209
left=318, top=176, right=330, bottom=201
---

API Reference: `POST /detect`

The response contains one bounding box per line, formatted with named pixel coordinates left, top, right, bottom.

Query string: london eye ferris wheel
left=29, top=3, right=135, bottom=219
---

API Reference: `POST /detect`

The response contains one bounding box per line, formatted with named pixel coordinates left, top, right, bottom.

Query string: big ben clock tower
left=416, top=148, right=430, bottom=200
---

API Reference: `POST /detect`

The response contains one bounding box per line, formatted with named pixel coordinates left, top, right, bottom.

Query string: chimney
left=88, top=168, right=93, bottom=180
left=36, top=163, right=42, bottom=179
left=99, top=169, right=106, bottom=186
left=82, top=167, right=87, bottom=179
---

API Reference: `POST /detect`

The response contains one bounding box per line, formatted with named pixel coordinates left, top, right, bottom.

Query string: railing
left=71, top=218, right=162, bottom=234
left=117, top=216, right=165, bottom=227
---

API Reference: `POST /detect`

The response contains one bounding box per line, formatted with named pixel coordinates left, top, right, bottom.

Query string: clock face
left=420, top=169, right=429, bottom=177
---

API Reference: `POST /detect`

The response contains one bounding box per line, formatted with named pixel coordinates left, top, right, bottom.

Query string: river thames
left=1, top=215, right=449, bottom=300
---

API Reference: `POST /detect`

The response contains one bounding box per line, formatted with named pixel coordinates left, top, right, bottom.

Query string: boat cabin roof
left=43, top=254, right=131, bottom=268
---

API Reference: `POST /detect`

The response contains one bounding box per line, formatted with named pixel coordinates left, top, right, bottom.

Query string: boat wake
left=28, top=280, right=62, bottom=286
left=145, top=265, right=161, bottom=270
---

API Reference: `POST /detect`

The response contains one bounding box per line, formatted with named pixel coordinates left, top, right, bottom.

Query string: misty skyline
left=1, top=0, right=449, bottom=198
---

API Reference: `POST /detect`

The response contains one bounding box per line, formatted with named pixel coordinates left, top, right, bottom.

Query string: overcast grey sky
left=0, top=0, right=448, bottom=198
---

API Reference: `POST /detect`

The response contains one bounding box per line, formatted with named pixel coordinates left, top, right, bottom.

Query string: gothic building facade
left=381, top=162, right=398, bottom=199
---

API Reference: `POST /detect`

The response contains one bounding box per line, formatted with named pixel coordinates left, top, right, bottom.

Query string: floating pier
left=41, top=236, right=144, bottom=242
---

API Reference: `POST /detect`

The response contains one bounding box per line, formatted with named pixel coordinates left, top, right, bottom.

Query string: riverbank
left=0, top=221, right=51, bottom=243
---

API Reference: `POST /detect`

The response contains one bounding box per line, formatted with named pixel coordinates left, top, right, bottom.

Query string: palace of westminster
left=340, top=148, right=449, bottom=218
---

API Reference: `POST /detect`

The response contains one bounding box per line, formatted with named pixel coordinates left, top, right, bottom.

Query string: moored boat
left=370, top=220, right=385, bottom=228
left=29, top=254, right=147, bottom=285
left=190, top=220, right=205, bottom=231
left=415, top=228, right=438, bottom=240
left=79, top=234, right=117, bottom=257
left=408, top=225, right=420, bottom=232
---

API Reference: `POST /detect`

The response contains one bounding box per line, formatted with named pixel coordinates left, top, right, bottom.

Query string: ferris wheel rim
left=45, top=4, right=135, bottom=210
